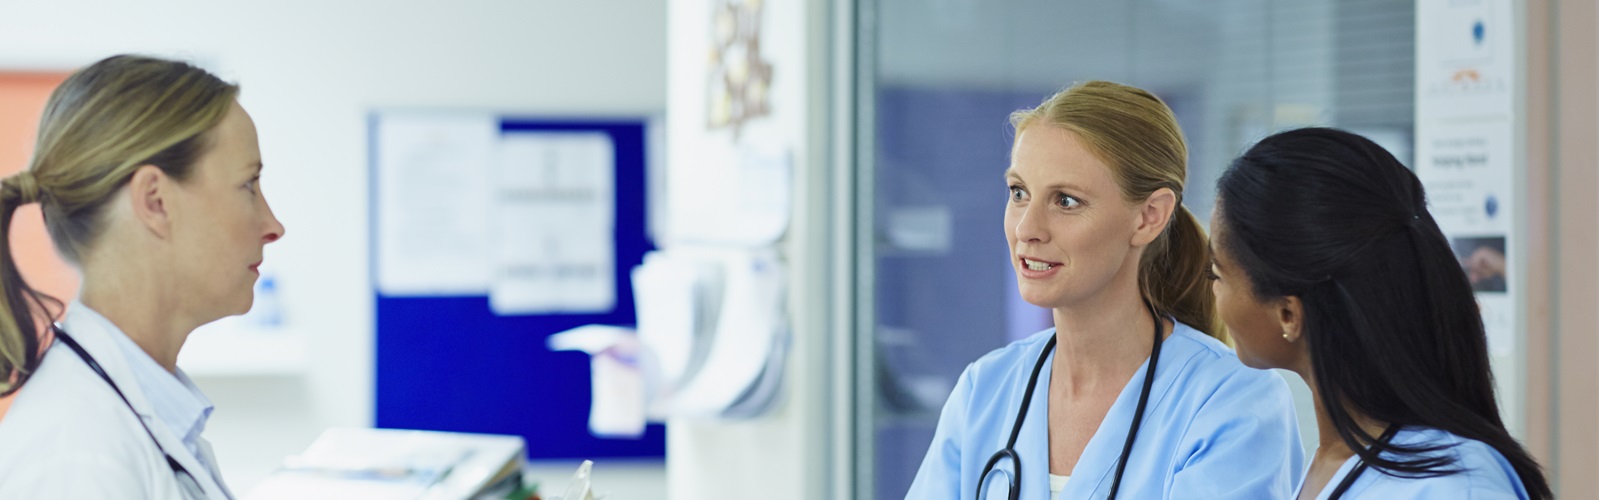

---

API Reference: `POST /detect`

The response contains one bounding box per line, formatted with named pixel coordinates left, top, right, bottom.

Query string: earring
left=1282, top=332, right=1292, bottom=342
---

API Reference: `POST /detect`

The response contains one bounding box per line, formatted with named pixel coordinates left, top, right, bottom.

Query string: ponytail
left=0, top=171, right=61, bottom=396
left=1142, top=204, right=1222, bottom=339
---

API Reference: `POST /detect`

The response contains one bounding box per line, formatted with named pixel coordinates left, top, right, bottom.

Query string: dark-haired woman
left=1208, top=127, right=1550, bottom=499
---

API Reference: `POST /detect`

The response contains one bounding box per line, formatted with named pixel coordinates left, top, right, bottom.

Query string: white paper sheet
left=548, top=325, right=648, bottom=438
left=656, top=248, right=785, bottom=417
left=631, top=251, right=718, bottom=386
left=663, top=142, right=792, bottom=247
left=557, top=249, right=786, bottom=421
left=489, top=133, right=617, bottom=315
left=373, top=114, right=498, bottom=296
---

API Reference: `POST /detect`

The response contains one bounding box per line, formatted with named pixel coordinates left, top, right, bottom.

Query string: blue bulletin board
left=371, top=116, right=663, bottom=460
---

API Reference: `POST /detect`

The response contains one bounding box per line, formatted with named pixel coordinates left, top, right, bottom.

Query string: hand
left=1464, top=247, right=1506, bottom=284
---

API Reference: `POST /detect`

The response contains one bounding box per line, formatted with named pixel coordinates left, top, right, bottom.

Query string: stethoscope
left=51, top=325, right=214, bottom=500
left=1326, top=424, right=1401, bottom=499
left=977, top=303, right=1165, bottom=500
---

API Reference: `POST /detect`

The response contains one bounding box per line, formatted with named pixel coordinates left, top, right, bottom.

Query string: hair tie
left=1398, top=213, right=1421, bottom=230
left=4, top=171, right=41, bottom=205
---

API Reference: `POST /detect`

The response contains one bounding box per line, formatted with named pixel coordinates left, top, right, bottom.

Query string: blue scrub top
left=1298, top=427, right=1530, bottom=499
left=906, top=322, right=1304, bottom=500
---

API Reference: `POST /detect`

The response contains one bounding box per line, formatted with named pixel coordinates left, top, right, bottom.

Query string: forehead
left=1207, top=205, right=1238, bottom=265
left=186, top=101, right=259, bottom=184
left=1207, top=202, right=1225, bottom=236
left=206, top=102, right=258, bottom=154
left=1008, top=124, right=1116, bottom=189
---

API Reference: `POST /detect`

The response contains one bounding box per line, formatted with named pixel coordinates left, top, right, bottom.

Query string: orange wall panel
left=0, top=72, right=72, bottom=419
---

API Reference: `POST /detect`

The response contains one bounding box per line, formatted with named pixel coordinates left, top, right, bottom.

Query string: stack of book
left=246, top=428, right=526, bottom=500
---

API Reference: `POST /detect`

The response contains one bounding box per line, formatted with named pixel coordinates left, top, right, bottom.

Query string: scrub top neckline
left=1028, top=324, right=1180, bottom=496
left=1296, top=452, right=1362, bottom=500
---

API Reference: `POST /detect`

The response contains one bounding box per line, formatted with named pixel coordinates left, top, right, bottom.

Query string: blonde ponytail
left=0, top=172, right=60, bottom=395
left=1141, top=205, right=1223, bottom=339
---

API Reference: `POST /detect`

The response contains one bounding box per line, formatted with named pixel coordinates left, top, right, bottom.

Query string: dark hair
left=1214, top=127, right=1550, bottom=498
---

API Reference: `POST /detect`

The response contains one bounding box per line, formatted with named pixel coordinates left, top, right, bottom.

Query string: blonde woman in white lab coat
left=0, top=55, right=285, bottom=499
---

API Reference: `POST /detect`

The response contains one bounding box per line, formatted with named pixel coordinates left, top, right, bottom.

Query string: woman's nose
left=1013, top=204, right=1047, bottom=243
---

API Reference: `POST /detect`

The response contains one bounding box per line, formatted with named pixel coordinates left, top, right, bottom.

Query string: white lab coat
left=0, top=307, right=233, bottom=499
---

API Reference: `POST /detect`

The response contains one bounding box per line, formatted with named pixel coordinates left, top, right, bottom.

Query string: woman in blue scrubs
left=1208, top=128, right=1552, bottom=499
left=906, top=81, right=1304, bottom=499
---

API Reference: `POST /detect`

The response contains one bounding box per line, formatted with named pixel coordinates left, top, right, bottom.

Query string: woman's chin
left=222, top=292, right=255, bottom=319
left=1016, top=289, right=1065, bottom=309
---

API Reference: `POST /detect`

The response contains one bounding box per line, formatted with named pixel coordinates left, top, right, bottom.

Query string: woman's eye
left=1008, top=185, right=1025, bottom=201
left=1057, top=194, right=1081, bottom=208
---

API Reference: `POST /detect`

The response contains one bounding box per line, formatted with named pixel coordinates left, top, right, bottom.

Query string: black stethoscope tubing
left=1326, top=424, right=1401, bottom=499
left=50, top=325, right=211, bottom=499
left=976, top=303, right=1165, bottom=500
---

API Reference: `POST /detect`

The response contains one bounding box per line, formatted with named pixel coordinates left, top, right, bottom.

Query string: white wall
left=660, top=0, right=837, bottom=498
left=0, top=0, right=668, bottom=493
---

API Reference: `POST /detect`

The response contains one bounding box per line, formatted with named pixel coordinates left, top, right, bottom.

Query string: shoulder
left=940, top=329, right=1056, bottom=413
left=1159, top=323, right=1298, bottom=449
left=1368, top=428, right=1528, bottom=496
left=0, top=346, right=165, bottom=478
left=1163, top=323, right=1291, bottom=398
left=1163, top=322, right=1246, bottom=371
left=964, top=328, right=1054, bottom=384
left=1387, top=428, right=1505, bottom=465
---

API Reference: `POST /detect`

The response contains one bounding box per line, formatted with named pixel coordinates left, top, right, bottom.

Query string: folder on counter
left=246, top=428, right=526, bottom=500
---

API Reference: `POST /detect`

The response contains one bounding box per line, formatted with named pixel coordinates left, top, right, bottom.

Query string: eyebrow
left=1004, top=169, right=1092, bottom=195
left=249, top=161, right=263, bottom=173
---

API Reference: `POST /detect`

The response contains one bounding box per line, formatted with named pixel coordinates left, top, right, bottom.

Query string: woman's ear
left=1132, top=187, right=1178, bottom=246
left=127, top=165, right=172, bottom=239
left=1277, top=295, right=1304, bottom=343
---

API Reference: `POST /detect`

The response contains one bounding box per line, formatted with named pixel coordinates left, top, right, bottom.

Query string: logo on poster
left=1425, top=7, right=1506, bottom=99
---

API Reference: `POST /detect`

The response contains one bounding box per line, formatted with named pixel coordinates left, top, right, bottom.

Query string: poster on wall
left=664, top=0, right=798, bottom=247
left=489, top=133, right=617, bottom=315
left=1414, top=0, right=1516, bottom=357
left=372, top=113, right=497, bottom=296
left=372, top=113, right=618, bottom=315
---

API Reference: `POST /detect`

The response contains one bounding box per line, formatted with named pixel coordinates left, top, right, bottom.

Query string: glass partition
left=854, top=1, right=1416, bottom=497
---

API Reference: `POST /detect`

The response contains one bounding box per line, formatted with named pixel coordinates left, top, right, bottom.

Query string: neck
left=1049, top=275, right=1166, bottom=396
left=78, top=256, right=197, bottom=375
left=1298, top=367, right=1390, bottom=461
